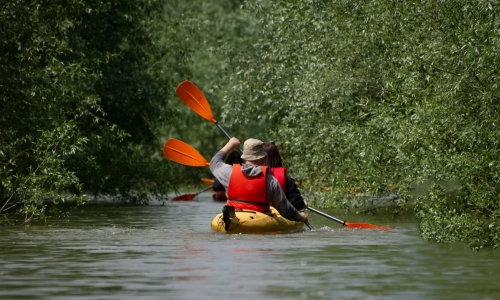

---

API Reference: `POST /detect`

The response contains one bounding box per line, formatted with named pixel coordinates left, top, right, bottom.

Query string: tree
left=0, top=0, right=192, bottom=223
left=222, top=0, right=500, bottom=249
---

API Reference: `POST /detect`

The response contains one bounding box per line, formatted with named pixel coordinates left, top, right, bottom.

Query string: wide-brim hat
left=240, top=138, right=267, bottom=161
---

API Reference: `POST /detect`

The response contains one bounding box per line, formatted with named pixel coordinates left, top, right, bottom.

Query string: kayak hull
left=211, top=207, right=303, bottom=234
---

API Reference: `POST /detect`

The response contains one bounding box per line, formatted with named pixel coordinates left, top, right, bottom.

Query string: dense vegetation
left=220, top=0, right=500, bottom=250
left=0, top=0, right=191, bottom=223
left=1, top=0, right=499, bottom=249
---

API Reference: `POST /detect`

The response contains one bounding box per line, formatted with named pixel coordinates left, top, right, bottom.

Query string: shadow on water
left=1, top=192, right=500, bottom=300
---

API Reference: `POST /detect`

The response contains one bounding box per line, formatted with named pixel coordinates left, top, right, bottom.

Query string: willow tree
left=223, top=0, right=500, bottom=249
left=0, top=0, right=191, bottom=223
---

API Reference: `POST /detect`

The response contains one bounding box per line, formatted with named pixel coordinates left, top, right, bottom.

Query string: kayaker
left=210, top=137, right=308, bottom=223
left=212, top=178, right=227, bottom=201
left=262, top=142, right=308, bottom=211
left=212, top=151, right=243, bottom=201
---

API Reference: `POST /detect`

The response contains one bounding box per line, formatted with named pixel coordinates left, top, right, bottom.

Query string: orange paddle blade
left=344, top=222, right=390, bottom=230
left=201, top=178, right=214, bottom=188
left=176, top=81, right=217, bottom=123
left=163, top=138, right=210, bottom=167
left=172, top=194, right=197, bottom=201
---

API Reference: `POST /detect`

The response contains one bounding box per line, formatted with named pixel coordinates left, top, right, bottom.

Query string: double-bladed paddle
left=174, top=80, right=389, bottom=231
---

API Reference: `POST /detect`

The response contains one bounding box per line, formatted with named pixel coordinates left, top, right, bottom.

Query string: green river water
left=1, top=192, right=499, bottom=300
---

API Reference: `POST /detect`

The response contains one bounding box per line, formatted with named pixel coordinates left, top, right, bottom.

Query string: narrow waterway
left=1, top=192, right=499, bottom=300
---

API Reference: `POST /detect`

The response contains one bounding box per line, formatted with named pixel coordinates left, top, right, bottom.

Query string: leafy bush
left=222, top=0, right=500, bottom=249
left=0, top=0, right=191, bottom=223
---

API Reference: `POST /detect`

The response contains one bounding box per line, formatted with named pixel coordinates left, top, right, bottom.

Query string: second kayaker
left=210, top=137, right=308, bottom=223
left=262, top=141, right=308, bottom=211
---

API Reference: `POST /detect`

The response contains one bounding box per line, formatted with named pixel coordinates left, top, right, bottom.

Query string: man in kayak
left=210, top=137, right=308, bottom=223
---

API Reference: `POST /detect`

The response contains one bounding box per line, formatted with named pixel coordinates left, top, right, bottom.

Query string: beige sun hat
left=240, top=138, right=267, bottom=161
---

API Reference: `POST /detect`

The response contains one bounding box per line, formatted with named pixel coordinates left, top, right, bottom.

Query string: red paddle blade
left=344, top=222, right=390, bottom=230
left=163, top=138, right=210, bottom=167
left=172, top=193, right=197, bottom=201
left=176, top=81, right=217, bottom=123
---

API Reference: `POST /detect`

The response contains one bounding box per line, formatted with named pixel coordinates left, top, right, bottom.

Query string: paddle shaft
left=195, top=186, right=213, bottom=195
left=305, top=221, right=314, bottom=230
left=172, top=186, right=214, bottom=201
left=215, top=122, right=243, bottom=153
left=307, top=206, right=346, bottom=226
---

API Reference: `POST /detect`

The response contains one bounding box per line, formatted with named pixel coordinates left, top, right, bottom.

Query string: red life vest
left=270, top=167, right=286, bottom=192
left=227, top=164, right=269, bottom=213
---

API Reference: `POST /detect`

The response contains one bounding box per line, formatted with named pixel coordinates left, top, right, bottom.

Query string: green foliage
left=221, top=0, right=500, bottom=248
left=1, top=0, right=100, bottom=222
left=1, top=0, right=192, bottom=223
left=161, top=0, right=266, bottom=166
left=415, top=184, right=500, bottom=250
left=1, top=121, right=86, bottom=224
left=61, top=0, right=188, bottom=198
left=3, top=0, right=498, bottom=249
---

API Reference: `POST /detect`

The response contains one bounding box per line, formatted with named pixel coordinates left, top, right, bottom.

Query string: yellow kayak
left=211, top=207, right=304, bottom=234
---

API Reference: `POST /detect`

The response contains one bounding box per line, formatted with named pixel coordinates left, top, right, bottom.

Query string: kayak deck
left=211, top=207, right=303, bottom=234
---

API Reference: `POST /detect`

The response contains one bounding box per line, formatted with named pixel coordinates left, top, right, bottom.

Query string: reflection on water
left=1, top=193, right=500, bottom=300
